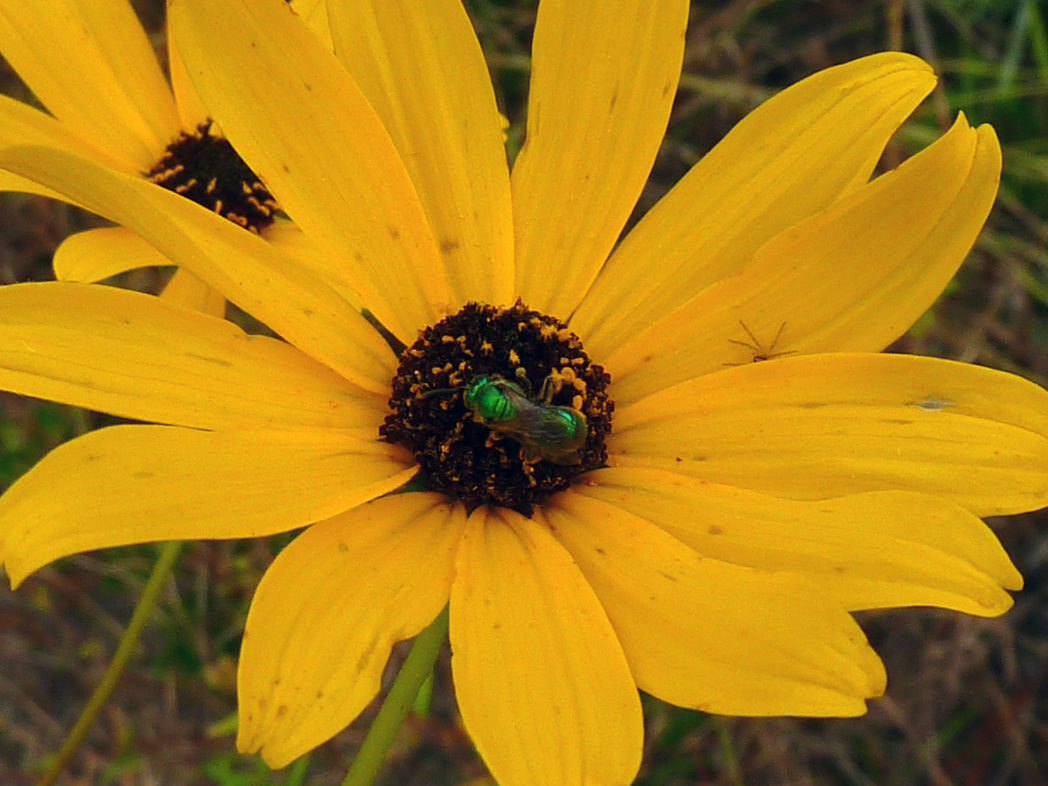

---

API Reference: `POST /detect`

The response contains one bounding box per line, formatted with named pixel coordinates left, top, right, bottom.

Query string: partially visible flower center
left=381, top=300, right=613, bottom=515
left=146, top=120, right=278, bottom=234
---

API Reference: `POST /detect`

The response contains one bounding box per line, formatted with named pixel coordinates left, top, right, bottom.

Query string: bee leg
left=513, top=366, right=534, bottom=396
left=537, top=370, right=563, bottom=404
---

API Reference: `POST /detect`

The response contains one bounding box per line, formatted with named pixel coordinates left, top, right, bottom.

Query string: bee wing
left=514, top=405, right=587, bottom=452
left=535, top=408, right=584, bottom=443
left=485, top=388, right=587, bottom=464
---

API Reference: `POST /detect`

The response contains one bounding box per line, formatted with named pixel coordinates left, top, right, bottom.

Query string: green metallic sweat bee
left=427, top=374, right=588, bottom=465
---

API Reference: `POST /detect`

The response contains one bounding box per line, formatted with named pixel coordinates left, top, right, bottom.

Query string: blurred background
left=1, top=0, right=1046, bottom=783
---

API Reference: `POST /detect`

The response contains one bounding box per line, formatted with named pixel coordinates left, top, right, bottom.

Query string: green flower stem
left=713, top=718, right=743, bottom=786
left=35, top=541, right=183, bottom=786
left=341, top=605, right=450, bottom=786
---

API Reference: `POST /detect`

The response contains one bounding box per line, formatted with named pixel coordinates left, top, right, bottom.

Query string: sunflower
left=0, top=0, right=330, bottom=315
left=1, top=0, right=1046, bottom=784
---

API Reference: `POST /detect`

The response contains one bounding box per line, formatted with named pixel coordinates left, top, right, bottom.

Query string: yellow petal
left=574, top=52, right=937, bottom=357
left=238, top=493, right=465, bottom=768
left=264, top=219, right=364, bottom=310
left=53, top=227, right=168, bottom=282
left=54, top=221, right=362, bottom=326
left=450, top=506, right=642, bottom=786
left=170, top=0, right=449, bottom=343
left=611, top=353, right=1048, bottom=517
left=54, top=228, right=227, bottom=317
left=0, top=170, right=67, bottom=199
left=0, top=145, right=395, bottom=394
left=0, top=0, right=179, bottom=169
left=511, top=0, right=689, bottom=319
left=579, top=467, right=1021, bottom=615
left=0, top=94, right=127, bottom=200
left=0, top=93, right=131, bottom=170
left=159, top=268, right=226, bottom=318
left=544, top=491, right=886, bottom=715
left=607, top=116, right=1001, bottom=400
left=0, top=425, right=416, bottom=586
left=0, top=282, right=387, bottom=431
left=288, top=0, right=332, bottom=44
left=328, top=0, right=514, bottom=308
left=166, top=13, right=209, bottom=131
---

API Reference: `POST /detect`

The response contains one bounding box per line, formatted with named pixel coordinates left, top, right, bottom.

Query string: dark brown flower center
left=381, top=301, right=613, bottom=515
left=146, top=120, right=278, bottom=234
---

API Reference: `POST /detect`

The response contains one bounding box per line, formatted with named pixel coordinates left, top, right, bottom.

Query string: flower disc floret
left=146, top=120, right=278, bottom=233
left=381, top=301, right=612, bottom=513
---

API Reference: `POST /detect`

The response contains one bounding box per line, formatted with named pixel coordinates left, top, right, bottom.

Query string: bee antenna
left=420, top=385, right=464, bottom=399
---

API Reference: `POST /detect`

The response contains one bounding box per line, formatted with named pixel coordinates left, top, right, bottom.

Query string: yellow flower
left=0, top=0, right=327, bottom=315
left=0, top=0, right=1045, bottom=784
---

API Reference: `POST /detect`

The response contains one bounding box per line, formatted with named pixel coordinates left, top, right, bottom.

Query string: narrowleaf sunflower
left=0, top=0, right=327, bottom=314
left=0, top=1, right=1045, bottom=784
